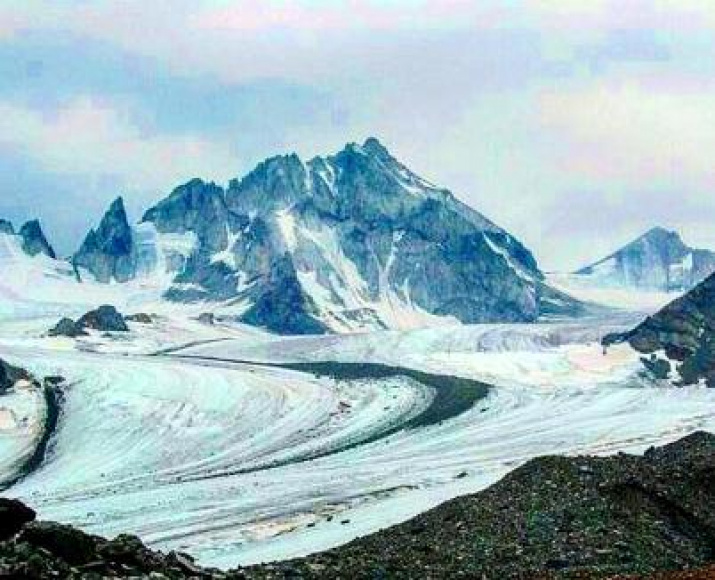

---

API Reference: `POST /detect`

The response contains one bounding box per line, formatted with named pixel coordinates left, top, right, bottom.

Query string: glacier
left=0, top=240, right=714, bottom=568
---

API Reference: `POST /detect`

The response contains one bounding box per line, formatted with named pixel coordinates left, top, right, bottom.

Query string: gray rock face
left=73, top=197, right=136, bottom=283
left=80, top=139, right=577, bottom=333
left=604, top=272, right=715, bottom=386
left=142, top=178, right=233, bottom=252
left=18, top=220, right=56, bottom=259
left=577, top=227, right=715, bottom=292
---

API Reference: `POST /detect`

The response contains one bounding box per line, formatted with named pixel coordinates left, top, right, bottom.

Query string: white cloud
left=538, top=79, right=715, bottom=189
left=0, top=98, right=237, bottom=190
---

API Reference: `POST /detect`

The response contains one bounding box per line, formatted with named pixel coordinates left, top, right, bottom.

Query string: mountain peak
left=339, top=138, right=392, bottom=161
left=639, top=226, right=681, bottom=243
left=362, top=137, right=391, bottom=157
left=18, top=219, right=56, bottom=259
left=576, top=226, right=715, bottom=291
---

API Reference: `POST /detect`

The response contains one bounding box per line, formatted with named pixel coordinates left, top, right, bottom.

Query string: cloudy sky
left=1, top=1, right=714, bottom=270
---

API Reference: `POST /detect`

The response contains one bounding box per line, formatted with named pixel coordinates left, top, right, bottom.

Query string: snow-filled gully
left=1, top=320, right=714, bottom=569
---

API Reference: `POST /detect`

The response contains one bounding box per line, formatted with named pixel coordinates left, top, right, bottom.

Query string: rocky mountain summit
left=0, top=218, right=56, bottom=259
left=576, top=227, right=715, bottom=292
left=0, top=431, right=713, bottom=578
left=603, top=272, right=715, bottom=386
left=72, top=138, right=580, bottom=333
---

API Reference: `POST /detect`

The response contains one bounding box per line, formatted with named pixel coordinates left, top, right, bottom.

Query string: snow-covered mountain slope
left=73, top=139, right=582, bottom=334
left=575, top=227, right=715, bottom=292
left=0, top=226, right=209, bottom=326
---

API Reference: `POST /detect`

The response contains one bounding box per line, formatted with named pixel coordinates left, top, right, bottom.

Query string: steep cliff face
left=604, top=272, right=715, bottom=386
left=577, top=227, right=715, bottom=292
left=73, top=197, right=136, bottom=283
left=72, top=139, right=577, bottom=333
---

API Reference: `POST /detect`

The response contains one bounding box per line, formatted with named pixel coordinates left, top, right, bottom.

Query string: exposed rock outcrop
left=73, top=197, right=136, bottom=283
left=48, top=305, right=129, bottom=337
left=67, top=139, right=583, bottom=334
left=18, top=220, right=56, bottom=259
left=603, top=272, right=715, bottom=386
left=125, top=313, right=155, bottom=324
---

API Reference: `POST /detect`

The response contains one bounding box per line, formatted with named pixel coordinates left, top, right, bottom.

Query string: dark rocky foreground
left=1, top=431, right=714, bottom=579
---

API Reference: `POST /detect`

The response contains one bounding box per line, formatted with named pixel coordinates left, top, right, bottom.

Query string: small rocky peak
left=93, top=196, right=133, bottom=255
left=19, top=219, right=56, bottom=259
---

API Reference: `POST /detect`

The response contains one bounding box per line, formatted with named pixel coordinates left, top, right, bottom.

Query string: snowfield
left=0, top=245, right=714, bottom=568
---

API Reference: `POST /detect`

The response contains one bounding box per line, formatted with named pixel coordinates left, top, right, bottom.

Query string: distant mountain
left=0, top=218, right=56, bottom=259
left=576, top=227, right=715, bottom=292
left=603, top=272, right=715, bottom=387
left=73, top=138, right=580, bottom=333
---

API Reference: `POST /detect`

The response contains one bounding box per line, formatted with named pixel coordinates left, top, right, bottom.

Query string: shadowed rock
left=18, top=220, right=56, bottom=259
left=0, top=499, right=35, bottom=541
left=77, top=305, right=129, bottom=332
